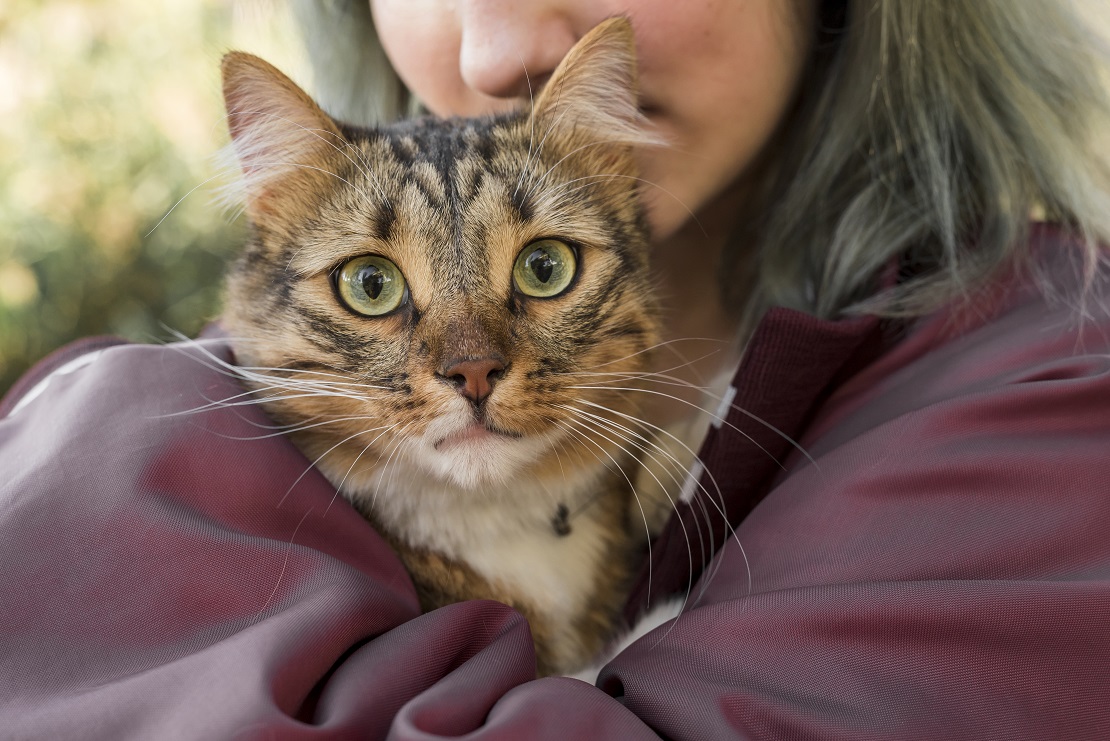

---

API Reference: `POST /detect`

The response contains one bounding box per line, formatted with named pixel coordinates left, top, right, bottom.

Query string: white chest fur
left=338, top=454, right=616, bottom=623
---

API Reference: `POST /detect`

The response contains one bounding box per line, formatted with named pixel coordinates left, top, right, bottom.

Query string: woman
left=3, top=1, right=1110, bottom=738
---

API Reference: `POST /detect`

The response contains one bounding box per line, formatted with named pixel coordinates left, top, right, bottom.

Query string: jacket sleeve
left=602, top=293, right=1110, bottom=739
left=0, top=340, right=658, bottom=740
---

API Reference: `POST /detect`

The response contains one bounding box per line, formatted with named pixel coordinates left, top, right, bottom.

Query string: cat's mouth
left=433, top=422, right=522, bottom=451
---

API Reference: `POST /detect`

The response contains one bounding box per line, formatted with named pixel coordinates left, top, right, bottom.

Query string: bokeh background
left=0, top=0, right=311, bottom=394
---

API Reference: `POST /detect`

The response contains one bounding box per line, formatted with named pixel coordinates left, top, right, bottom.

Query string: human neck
left=643, top=183, right=753, bottom=429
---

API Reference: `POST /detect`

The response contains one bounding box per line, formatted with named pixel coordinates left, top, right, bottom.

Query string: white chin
left=420, top=433, right=551, bottom=490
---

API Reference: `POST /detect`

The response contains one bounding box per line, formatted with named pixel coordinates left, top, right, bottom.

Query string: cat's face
left=221, top=20, right=661, bottom=494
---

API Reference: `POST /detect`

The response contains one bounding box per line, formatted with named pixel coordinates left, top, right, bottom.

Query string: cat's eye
left=512, top=239, right=577, bottom=298
left=335, top=255, right=407, bottom=316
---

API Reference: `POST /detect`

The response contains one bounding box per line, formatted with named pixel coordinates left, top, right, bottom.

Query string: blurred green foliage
left=0, top=0, right=252, bottom=394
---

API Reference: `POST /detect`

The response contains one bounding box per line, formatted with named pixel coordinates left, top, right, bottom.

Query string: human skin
left=368, top=0, right=817, bottom=422
left=368, top=0, right=815, bottom=240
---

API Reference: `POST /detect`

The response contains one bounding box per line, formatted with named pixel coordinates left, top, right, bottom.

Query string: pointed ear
left=530, top=17, right=661, bottom=151
left=220, top=52, right=346, bottom=220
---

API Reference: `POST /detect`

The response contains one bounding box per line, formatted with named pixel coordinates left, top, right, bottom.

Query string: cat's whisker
left=211, top=408, right=332, bottom=432
left=565, top=383, right=790, bottom=471
left=515, top=108, right=570, bottom=200
left=565, top=436, right=696, bottom=624
left=164, top=330, right=383, bottom=389
left=657, top=336, right=716, bottom=388
left=513, top=55, right=538, bottom=200
left=555, top=356, right=721, bottom=389
left=231, top=369, right=393, bottom=395
left=557, top=403, right=691, bottom=510
left=550, top=419, right=619, bottom=479
left=232, top=374, right=391, bottom=396
left=145, top=167, right=249, bottom=238
left=369, top=422, right=415, bottom=516
left=255, top=502, right=317, bottom=618
left=160, top=337, right=386, bottom=417
left=572, top=397, right=752, bottom=603
left=575, top=336, right=727, bottom=373
left=228, top=371, right=385, bottom=396
left=209, top=415, right=385, bottom=442
left=584, top=373, right=819, bottom=472
left=562, top=347, right=721, bottom=382
left=522, top=139, right=624, bottom=204
left=171, top=383, right=384, bottom=418
left=371, top=421, right=410, bottom=491
left=383, top=429, right=419, bottom=504
left=237, top=363, right=367, bottom=382
left=558, top=404, right=710, bottom=561
left=277, top=421, right=399, bottom=510
left=327, top=421, right=404, bottom=517
left=553, top=415, right=666, bottom=608
left=550, top=422, right=595, bottom=484
left=558, top=405, right=706, bottom=601
left=163, top=342, right=389, bottom=415
left=557, top=375, right=707, bottom=393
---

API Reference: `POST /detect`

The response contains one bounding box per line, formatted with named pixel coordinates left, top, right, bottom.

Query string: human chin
left=637, top=150, right=714, bottom=240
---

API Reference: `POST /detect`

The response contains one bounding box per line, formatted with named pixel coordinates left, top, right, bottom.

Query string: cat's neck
left=335, top=455, right=633, bottom=640
left=327, top=454, right=619, bottom=560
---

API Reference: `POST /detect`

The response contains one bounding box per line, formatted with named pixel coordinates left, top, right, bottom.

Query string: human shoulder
left=804, top=225, right=1110, bottom=454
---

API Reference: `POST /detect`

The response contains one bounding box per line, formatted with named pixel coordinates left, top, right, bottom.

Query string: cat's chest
left=462, top=514, right=616, bottom=617
left=348, top=460, right=626, bottom=618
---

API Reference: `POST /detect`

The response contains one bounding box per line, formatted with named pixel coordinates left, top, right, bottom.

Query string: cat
left=218, top=18, right=675, bottom=676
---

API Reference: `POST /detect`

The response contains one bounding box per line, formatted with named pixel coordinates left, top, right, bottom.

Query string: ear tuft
left=220, top=52, right=347, bottom=217
left=530, top=17, right=662, bottom=150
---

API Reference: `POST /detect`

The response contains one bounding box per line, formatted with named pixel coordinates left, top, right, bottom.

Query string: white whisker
left=573, top=397, right=752, bottom=603
left=559, top=405, right=705, bottom=609
left=277, top=422, right=398, bottom=509
left=555, top=414, right=663, bottom=607
left=565, top=383, right=788, bottom=470
left=256, top=503, right=316, bottom=617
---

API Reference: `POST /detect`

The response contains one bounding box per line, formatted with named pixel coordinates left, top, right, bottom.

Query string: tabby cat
left=220, top=18, right=669, bottom=675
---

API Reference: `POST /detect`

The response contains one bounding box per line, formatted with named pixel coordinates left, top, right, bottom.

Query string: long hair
left=291, top=0, right=1110, bottom=324
left=288, top=1, right=412, bottom=125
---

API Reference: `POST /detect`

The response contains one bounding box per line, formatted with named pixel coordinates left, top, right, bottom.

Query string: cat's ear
left=529, top=17, right=661, bottom=152
left=220, top=52, right=346, bottom=220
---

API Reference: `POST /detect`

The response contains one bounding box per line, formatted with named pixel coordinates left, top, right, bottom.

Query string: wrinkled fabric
left=4, top=226, right=1110, bottom=739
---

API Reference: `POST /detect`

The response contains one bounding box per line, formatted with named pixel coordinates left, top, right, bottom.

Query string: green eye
left=512, top=239, right=577, bottom=298
left=336, top=255, right=406, bottom=316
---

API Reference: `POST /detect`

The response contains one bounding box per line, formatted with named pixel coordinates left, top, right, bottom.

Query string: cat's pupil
left=360, top=266, right=385, bottom=300
left=528, top=250, right=555, bottom=284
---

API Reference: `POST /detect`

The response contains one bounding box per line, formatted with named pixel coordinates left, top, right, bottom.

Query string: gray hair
left=289, top=0, right=412, bottom=124
left=291, top=0, right=1110, bottom=324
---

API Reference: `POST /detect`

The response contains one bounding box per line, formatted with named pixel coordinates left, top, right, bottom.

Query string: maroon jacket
left=3, top=225, right=1110, bottom=739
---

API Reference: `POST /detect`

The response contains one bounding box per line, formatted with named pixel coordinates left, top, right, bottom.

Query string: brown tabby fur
left=219, top=19, right=664, bottom=675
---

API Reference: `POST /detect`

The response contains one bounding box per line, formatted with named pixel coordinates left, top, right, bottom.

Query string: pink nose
left=440, top=357, right=506, bottom=403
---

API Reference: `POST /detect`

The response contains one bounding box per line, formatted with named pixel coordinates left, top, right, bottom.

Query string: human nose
left=457, top=1, right=580, bottom=100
